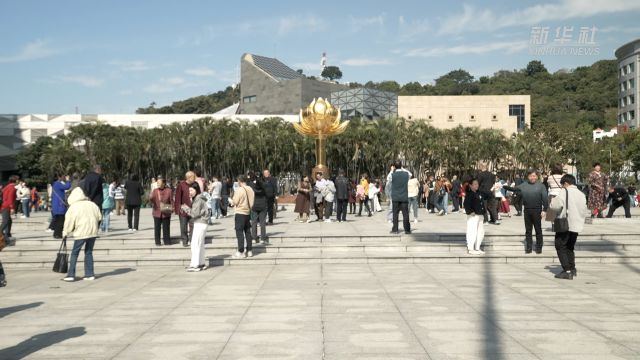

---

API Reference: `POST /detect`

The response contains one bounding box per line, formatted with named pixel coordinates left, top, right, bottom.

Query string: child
left=463, top=178, right=485, bottom=255
left=62, top=187, right=102, bottom=282
left=181, top=185, right=210, bottom=272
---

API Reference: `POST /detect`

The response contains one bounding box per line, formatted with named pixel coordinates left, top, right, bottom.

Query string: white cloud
left=397, top=16, right=431, bottom=41
left=349, top=14, right=385, bottom=32
left=108, top=60, right=150, bottom=72
left=184, top=67, right=217, bottom=77
left=400, top=40, right=528, bottom=57
left=439, top=0, right=640, bottom=34
left=0, top=39, right=59, bottom=63
left=341, top=58, right=391, bottom=66
left=119, top=89, right=133, bottom=95
left=57, top=75, right=104, bottom=87
left=143, top=77, right=191, bottom=93
left=278, top=15, right=326, bottom=35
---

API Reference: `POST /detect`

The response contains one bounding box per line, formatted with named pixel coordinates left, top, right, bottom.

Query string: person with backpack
left=62, top=187, right=102, bottom=282
left=51, top=174, right=71, bottom=239
left=124, top=175, right=144, bottom=232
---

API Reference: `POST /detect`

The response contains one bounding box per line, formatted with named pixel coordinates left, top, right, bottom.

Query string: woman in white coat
left=549, top=174, right=588, bottom=280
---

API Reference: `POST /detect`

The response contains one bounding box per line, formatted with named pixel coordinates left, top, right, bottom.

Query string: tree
left=321, top=66, right=342, bottom=81
left=525, top=60, right=548, bottom=76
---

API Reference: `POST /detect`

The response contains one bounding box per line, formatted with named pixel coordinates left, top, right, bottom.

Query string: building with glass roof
left=330, top=88, right=398, bottom=119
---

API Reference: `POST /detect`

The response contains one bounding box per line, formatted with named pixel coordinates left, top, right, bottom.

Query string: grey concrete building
left=330, top=88, right=398, bottom=119
left=615, top=38, right=640, bottom=130
left=237, top=53, right=346, bottom=115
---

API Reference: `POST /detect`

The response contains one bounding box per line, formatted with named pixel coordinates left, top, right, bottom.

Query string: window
left=242, top=95, right=257, bottom=103
left=447, top=115, right=454, bottom=121
left=427, top=115, right=433, bottom=121
left=629, top=79, right=635, bottom=89
left=629, top=63, right=634, bottom=73
left=622, top=82, right=628, bottom=91
left=630, top=95, right=635, bottom=105
left=407, top=115, right=412, bottom=120
left=470, top=114, right=476, bottom=121
left=508, top=104, right=526, bottom=131
left=631, top=110, right=636, bottom=120
left=492, top=114, right=498, bottom=121
left=621, top=97, right=626, bottom=107
left=623, top=66, right=628, bottom=75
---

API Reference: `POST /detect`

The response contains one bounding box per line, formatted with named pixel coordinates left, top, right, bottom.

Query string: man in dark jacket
left=390, top=160, right=411, bottom=234
left=249, top=172, right=269, bottom=244
left=477, top=166, right=498, bottom=224
left=175, top=171, right=197, bottom=247
left=81, top=164, right=104, bottom=211
left=451, top=175, right=461, bottom=213
left=606, top=186, right=631, bottom=218
left=512, top=173, right=524, bottom=216
left=125, top=175, right=144, bottom=232
left=262, top=169, right=278, bottom=225
left=334, top=170, right=349, bottom=222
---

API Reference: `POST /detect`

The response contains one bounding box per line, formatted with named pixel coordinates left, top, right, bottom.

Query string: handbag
left=554, top=188, right=569, bottom=233
left=157, top=191, right=173, bottom=215
left=52, top=237, right=69, bottom=274
left=0, top=233, right=5, bottom=252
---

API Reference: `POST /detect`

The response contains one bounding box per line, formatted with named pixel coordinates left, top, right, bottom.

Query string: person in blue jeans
left=100, top=182, right=114, bottom=232
left=62, top=187, right=102, bottom=282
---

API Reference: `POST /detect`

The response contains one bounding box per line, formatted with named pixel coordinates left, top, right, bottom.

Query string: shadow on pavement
left=483, top=260, right=504, bottom=360
left=0, top=302, right=44, bottom=319
left=98, top=268, right=135, bottom=279
left=0, top=327, right=86, bottom=359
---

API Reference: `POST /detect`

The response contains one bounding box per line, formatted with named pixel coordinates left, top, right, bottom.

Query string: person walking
left=1, top=176, right=19, bottom=240
left=322, top=178, right=336, bottom=223
left=606, top=185, right=632, bottom=218
left=492, top=177, right=506, bottom=220
left=294, top=176, right=312, bottom=223
left=30, top=186, right=40, bottom=213
left=150, top=177, right=173, bottom=246
left=220, top=177, right=233, bottom=218
left=389, top=160, right=411, bottom=234
left=100, top=181, right=114, bottom=233
left=549, top=174, right=588, bottom=280
left=249, top=172, right=269, bottom=244
left=464, top=178, right=485, bottom=255
left=478, top=166, right=499, bottom=224
left=588, top=163, right=609, bottom=218
left=210, top=176, right=222, bottom=219
left=114, top=181, right=126, bottom=216
left=62, top=187, right=102, bottom=282
left=51, top=174, right=71, bottom=239
left=408, top=174, right=420, bottom=223
left=511, top=173, right=524, bottom=216
left=348, top=180, right=357, bottom=215
left=425, top=175, right=436, bottom=213
left=81, top=164, right=104, bottom=211
left=357, top=174, right=372, bottom=217
left=182, top=184, right=210, bottom=272
left=124, top=175, right=144, bottom=232
left=175, top=171, right=197, bottom=247
left=16, top=182, right=30, bottom=218
left=263, top=169, right=278, bottom=225
left=451, top=175, right=462, bottom=213
left=504, top=169, right=548, bottom=254
left=230, top=175, right=255, bottom=258
left=334, top=170, right=349, bottom=223
left=314, top=173, right=328, bottom=221
left=368, top=180, right=381, bottom=213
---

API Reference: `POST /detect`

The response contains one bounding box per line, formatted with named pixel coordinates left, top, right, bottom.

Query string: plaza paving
left=0, top=206, right=640, bottom=359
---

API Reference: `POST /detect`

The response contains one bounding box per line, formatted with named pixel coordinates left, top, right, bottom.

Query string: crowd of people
left=0, top=160, right=637, bottom=285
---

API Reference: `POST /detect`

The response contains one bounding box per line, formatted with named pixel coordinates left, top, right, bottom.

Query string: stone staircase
left=3, top=207, right=639, bottom=269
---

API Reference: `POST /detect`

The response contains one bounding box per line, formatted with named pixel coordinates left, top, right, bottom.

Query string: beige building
left=398, top=95, right=531, bottom=135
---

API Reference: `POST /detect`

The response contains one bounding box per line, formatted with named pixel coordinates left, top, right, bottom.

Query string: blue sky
left=1, top=0, right=639, bottom=114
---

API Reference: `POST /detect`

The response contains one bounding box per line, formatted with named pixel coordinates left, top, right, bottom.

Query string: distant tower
left=320, top=52, right=327, bottom=75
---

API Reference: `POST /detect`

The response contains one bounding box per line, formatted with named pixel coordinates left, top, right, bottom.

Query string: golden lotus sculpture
left=294, top=97, right=349, bottom=177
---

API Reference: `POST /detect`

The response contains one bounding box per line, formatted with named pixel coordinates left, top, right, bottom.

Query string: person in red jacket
left=1, top=175, right=19, bottom=239
left=174, top=171, right=198, bottom=247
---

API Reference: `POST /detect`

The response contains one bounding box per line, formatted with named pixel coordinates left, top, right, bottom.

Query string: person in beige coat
left=549, top=174, right=588, bottom=280
left=62, top=187, right=102, bottom=282
left=229, top=175, right=255, bottom=259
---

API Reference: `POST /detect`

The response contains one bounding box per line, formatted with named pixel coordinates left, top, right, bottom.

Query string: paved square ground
left=1, top=262, right=640, bottom=359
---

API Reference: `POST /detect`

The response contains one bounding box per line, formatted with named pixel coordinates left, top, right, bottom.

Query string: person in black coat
left=249, top=172, right=269, bottom=244
left=464, top=178, right=486, bottom=255
left=477, top=166, right=498, bottom=224
left=262, top=169, right=278, bottom=225
left=125, top=175, right=144, bottom=231
left=606, top=186, right=631, bottom=218
left=334, top=170, right=349, bottom=222
left=81, top=164, right=104, bottom=211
